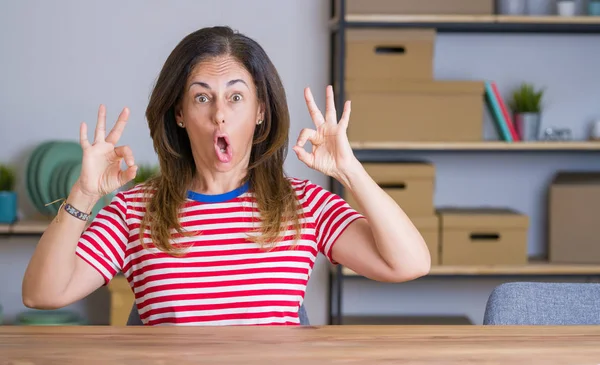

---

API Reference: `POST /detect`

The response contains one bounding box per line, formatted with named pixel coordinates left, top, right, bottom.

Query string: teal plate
left=50, top=160, right=78, bottom=215
left=49, top=161, right=69, bottom=209
left=16, top=310, right=84, bottom=326
left=26, top=141, right=55, bottom=215
left=65, top=162, right=82, bottom=196
left=58, top=161, right=75, bottom=199
left=53, top=160, right=80, bottom=215
left=36, top=141, right=83, bottom=215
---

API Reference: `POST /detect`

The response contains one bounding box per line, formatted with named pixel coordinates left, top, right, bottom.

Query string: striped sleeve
left=75, top=192, right=129, bottom=285
left=305, top=181, right=364, bottom=264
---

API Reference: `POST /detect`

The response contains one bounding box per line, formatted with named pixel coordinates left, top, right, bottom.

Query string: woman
left=22, top=26, right=430, bottom=326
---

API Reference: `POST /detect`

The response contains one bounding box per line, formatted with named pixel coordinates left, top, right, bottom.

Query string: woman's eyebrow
left=188, top=79, right=248, bottom=90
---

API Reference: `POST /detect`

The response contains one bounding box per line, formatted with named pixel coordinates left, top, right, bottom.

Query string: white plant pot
left=515, top=112, right=542, bottom=141
left=557, top=0, right=576, bottom=15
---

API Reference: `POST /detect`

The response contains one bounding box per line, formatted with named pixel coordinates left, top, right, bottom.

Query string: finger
left=106, top=107, right=130, bottom=145
left=293, top=146, right=314, bottom=168
left=94, top=104, right=107, bottom=143
left=119, top=165, right=138, bottom=186
left=296, top=128, right=317, bottom=148
left=80, top=122, right=91, bottom=150
left=325, top=85, right=337, bottom=124
left=339, top=100, right=351, bottom=130
left=113, top=145, right=135, bottom=167
left=304, top=87, right=325, bottom=127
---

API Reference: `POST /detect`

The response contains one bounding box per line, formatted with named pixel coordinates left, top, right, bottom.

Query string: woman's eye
left=195, top=95, right=209, bottom=103
left=231, top=93, right=243, bottom=102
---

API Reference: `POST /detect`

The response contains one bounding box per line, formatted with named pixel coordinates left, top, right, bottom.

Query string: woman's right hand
left=75, top=104, right=138, bottom=200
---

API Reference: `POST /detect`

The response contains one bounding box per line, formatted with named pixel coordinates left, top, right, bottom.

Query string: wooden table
left=1, top=326, right=600, bottom=364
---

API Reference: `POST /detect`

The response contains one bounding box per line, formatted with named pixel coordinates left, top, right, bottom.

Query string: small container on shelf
left=590, top=0, right=600, bottom=16
left=527, top=0, right=555, bottom=15
left=589, top=119, right=600, bottom=140
left=497, top=0, right=527, bottom=15
left=557, top=0, right=577, bottom=16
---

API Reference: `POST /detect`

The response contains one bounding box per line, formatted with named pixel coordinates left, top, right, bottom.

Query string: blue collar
left=186, top=181, right=250, bottom=203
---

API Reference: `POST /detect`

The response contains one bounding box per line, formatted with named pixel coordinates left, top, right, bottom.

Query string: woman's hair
left=140, top=26, right=302, bottom=255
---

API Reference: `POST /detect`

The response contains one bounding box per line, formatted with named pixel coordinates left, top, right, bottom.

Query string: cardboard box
left=549, top=172, right=600, bottom=264
left=438, top=208, right=529, bottom=265
left=108, top=275, right=135, bottom=326
left=346, top=29, right=435, bottom=82
left=344, top=162, right=435, bottom=217
left=342, top=162, right=440, bottom=265
left=413, top=215, right=440, bottom=266
left=346, top=0, right=494, bottom=15
left=345, top=198, right=440, bottom=265
left=346, top=80, right=485, bottom=142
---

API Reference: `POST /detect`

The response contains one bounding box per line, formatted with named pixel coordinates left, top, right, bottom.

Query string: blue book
left=484, top=81, right=512, bottom=142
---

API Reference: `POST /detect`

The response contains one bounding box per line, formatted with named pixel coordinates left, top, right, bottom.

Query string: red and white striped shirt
left=75, top=178, right=363, bottom=326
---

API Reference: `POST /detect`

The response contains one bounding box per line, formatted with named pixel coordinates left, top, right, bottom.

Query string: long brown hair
left=140, top=26, right=302, bottom=255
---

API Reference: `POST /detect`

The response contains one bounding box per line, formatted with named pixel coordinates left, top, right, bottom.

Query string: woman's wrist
left=335, top=158, right=365, bottom=191
left=68, top=182, right=100, bottom=214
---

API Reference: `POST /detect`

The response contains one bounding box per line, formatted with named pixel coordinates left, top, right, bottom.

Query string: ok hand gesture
left=293, top=85, right=359, bottom=183
left=76, top=104, right=138, bottom=199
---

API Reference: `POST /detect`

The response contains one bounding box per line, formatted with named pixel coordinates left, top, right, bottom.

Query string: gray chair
left=483, top=282, right=600, bottom=325
left=127, top=303, right=310, bottom=325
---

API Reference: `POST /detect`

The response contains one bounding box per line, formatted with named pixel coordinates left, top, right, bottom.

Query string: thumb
left=119, top=165, right=138, bottom=186
left=293, top=146, right=314, bottom=167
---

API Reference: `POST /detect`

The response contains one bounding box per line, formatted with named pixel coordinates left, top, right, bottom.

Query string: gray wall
left=0, top=0, right=332, bottom=325
left=1, top=1, right=599, bottom=326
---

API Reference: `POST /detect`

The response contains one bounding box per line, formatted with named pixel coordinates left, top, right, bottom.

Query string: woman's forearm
left=22, top=183, right=98, bottom=308
left=337, top=161, right=431, bottom=274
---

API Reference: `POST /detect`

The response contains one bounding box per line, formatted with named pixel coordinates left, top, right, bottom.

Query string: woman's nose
left=213, top=101, right=226, bottom=125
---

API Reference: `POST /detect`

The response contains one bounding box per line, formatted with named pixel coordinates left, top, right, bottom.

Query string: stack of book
left=484, top=81, right=519, bottom=142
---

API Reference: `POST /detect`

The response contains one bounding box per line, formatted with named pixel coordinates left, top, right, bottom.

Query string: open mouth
left=217, top=137, right=227, bottom=153
left=214, top=135, right=232, bottom=163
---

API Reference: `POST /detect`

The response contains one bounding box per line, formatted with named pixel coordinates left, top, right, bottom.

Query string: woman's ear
left=256, top=103, right=265, bottom=123
left=175, top=103, right=185, bottom=127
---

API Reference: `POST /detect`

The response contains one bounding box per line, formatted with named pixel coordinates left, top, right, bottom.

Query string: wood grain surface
left=348, top=141, right=600, bottom=151
left=344, top=14, right=600, bottom=25
left=1, top=325, right=600, bottom=364
left=340, top=262, right=600, bottom=276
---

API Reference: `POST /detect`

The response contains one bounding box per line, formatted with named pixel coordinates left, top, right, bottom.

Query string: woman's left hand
left=293, top=85, right=359, bottom=185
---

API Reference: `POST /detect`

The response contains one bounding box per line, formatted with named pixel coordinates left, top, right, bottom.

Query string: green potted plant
left=132, top=164, right=159, bottom=186
left=0, top=164, right=17, bottom=224
left=509, top=82, right=545, bottom=141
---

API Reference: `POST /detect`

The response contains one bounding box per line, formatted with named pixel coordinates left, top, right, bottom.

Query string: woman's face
left=176, top=55, right=263, bottom=176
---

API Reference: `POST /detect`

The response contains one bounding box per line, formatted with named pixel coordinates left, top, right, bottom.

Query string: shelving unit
left=340, top=260, right=600, bottom=277
left=328, top=0, right=600, bottom=325
left=334, top=14, right=600, bottom=33
left=330, top=259, right=600, bottom=325
left=0, top=219, right=52, bottom=236
left=350, top=141, right=600, bottom=151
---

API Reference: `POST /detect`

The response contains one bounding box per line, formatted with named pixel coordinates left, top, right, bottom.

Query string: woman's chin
left=212, top=154, right=239, bottom=172
left=213, top=160, right=234, bottom=171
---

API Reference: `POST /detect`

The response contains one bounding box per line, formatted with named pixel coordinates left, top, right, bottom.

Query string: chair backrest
left=127, top=303, right=311, bottom=326
left=483, top=282, right=600, bottom=325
